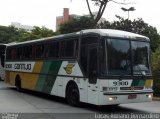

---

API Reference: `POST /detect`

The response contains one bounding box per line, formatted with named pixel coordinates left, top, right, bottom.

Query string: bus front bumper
left=103, top=90, right=153, bottom=95
left=98, top=90, right=153, bottom=105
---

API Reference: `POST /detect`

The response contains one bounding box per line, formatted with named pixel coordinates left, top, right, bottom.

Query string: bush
left=152, top=48, right=160, bottom=96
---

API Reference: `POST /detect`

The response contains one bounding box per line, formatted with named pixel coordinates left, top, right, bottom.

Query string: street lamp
left=121, top=7, right=136, bottom=19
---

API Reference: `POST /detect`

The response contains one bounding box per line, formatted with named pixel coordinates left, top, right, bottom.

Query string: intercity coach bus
left=5, top=29, right=153, bottom=106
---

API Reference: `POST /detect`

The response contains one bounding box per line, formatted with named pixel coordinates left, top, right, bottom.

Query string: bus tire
left=66, top=83, right=80, bottom=106
left=15, top=76, right=22, bottom=92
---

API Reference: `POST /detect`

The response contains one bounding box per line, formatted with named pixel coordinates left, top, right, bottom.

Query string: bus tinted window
left=23, top=45, right=32, bottom=59
left=36, top=44, right=45, bottom=59
left=47, top=42, right=59, bottom=58
left=132, top=41, right=151, bottom=75
left=107, top=39, right=131, bottom=75
left=60, top=40, right=75, bottom=58
left=11, top=48, right=16, bottom=60
left=6, top=48, right=12, bottom=60
left=32, top=45, right=36, bottom=59
left=16, top=47, right=23, bottom=59
left=81, top=36, right=98, bottom=45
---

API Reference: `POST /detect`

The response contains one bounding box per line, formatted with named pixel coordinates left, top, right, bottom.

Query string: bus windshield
left=132, top=41, right=151, bottom=75
left=100, top=38, right=151, bottom=76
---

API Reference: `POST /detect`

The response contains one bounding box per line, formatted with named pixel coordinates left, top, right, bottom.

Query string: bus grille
left=120, top=86, right=144, bottom=90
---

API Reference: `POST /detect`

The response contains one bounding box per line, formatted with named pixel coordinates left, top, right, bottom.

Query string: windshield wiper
left=119, top=60, right=131, bottom=80
left=135, top=64, right=146, bottom=80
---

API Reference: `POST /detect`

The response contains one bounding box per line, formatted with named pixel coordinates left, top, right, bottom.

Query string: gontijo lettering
left=14, top=64, right=31, bottom=70
left=5, top=64, right=12, bottom=68
left=5, top=62, right=35, bottom=72
left=5, top=63, right=31, bottom=70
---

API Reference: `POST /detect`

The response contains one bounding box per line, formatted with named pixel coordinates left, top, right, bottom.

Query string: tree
left=98, top=16, right=160, bottom=52
left=17, top=26, right=57, bottom=42
left=59, top=16, right=94, bottom=34
left=152, top=47, right=160, bottom=96
left=32, top=26, right=55, bottom=38
left=0, top=25, right=56, bottom=43
left=0, top=26, right=20, bottom=43
left=85, top=0, right=130, bottom=27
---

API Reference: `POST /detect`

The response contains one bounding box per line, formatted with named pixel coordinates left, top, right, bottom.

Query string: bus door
left=87, top=45, right=99, bottom=104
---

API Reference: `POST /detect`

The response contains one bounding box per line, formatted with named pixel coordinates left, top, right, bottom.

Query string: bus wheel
left=66, top=83, right=80, bottom=106
left=15, top=77, right=22, bottom=92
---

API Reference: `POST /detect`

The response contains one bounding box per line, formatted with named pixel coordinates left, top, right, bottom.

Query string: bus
left=5, top=29, right=153, bottom=106
left=0, top=44, right=6, bottom=80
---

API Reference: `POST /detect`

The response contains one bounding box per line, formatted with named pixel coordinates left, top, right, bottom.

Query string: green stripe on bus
left=138, top=80, right=145, bottom=86
left=131, top=80, right=139, bottom=86
left=35, top=61, right=52, bottom=91
left=42, top=61, right=62, bottom=94
left=131, top=79, right=145, bottom=86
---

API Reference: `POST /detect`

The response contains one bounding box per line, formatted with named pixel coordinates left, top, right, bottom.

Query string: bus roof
left=81, top=29, right=150, bottom=41
left=7, top=29, right=150, bottom=46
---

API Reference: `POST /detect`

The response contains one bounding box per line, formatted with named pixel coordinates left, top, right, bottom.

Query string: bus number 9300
left=113, top=81, right=129, bottom=86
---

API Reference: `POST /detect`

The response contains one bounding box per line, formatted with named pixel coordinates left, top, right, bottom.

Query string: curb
left=153, top=97, right=160, bottom=101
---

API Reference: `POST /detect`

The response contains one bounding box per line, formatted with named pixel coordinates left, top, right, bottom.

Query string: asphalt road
left=0, top=81, right=160, bottom=119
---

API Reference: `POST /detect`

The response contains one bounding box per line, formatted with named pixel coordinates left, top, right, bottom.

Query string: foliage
left=0, top=25, right=56, bottom=43
left=0, top=26, right=20, bottom=43
left=152, top=48, right=160, bottom=96
left=86, top=0, right=109, bottom=26
left=17, top=26, right=57, bottom=42
left=59, top=16, right=94, bottom=34
left=85, top=0, right=129, bottom=27
left=98, top=16, right=160, bottom=52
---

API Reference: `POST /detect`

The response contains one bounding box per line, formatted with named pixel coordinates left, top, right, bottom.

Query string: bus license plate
left=128, top=94, right=137, bottom=99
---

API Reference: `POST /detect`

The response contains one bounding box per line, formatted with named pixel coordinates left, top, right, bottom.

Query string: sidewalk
left=0, top=81, right=14, bottom=89
left=0, top=80, right=7, bottom=89
left=153, top=97, right=160, bottom=101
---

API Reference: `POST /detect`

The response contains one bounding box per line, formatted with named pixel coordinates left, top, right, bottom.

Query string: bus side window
left=47, top=42, right=59, bottom=58
left=6, top=48, right=12, bottom=60
left=11, top=48, right=16, bottom=60
left=35, top=44, right=45, bottom=59
left=23, top=45, right=32, bottom=59
left=60, top=40, right=75, bottom=58
left=17, top=47, right=23, bottom=60
left=32, top=45, right=36, bottom=59
left=65, top=40, right=75, bottom=57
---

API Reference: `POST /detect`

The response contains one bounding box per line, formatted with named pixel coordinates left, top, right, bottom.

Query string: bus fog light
left=146, top=94, right=152, bottom=98
left=109, top=97, right=113, bottom=101
left=108, top=96, right=117, bottom=101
